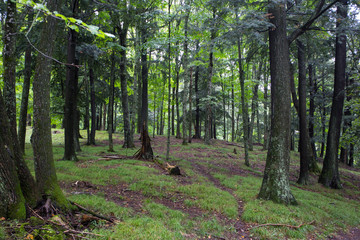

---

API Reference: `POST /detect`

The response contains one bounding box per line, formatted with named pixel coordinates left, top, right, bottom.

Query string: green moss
left=46, top=183, right=73, bottom=211
left=8, top=183, right=26, bottom=220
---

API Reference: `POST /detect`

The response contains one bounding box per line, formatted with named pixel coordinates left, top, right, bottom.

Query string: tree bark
left=31, top=0, right=69, bottom=209
left=194, top=64, right=201, bottom=139
left=258, top=1, right=297, bottom=205
left=108, top=52, right=115, bottom=152
left=182, top=1, right=190, bottom=145
left=318, top=0, right=347, bottom=189
left=0, top=90, right=27, bottom=219
left=18, top=9, right=33, bottom=154
left=238, top=38, right=249, bottom=166
left=89, top=67, right=96, bottom=145
left=166, top=0, right=171, bottom=160
left=204, top=9, right=216, bottom=145
left=296, top=40, right=312, bottom=185
left=3, top=0, right=17, bottom=139
left=263, top=69, right=269, bottom=150
left=140, top=28, right=149, bottom=131
left=118, top=24, right=134, bottom=148
left=64, top=0, right=79, bottom=161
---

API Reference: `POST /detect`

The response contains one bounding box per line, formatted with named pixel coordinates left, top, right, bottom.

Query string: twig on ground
left=251, top=220, right=315, bottom=229
left=70, top=201, right=114, bottom=223
left=64, top=229, right=104, bottom=237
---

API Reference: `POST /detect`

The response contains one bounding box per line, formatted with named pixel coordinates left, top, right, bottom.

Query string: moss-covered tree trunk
left=258, top=1, right=297, bottom=205
left=31, top=0, right=69, bottom=209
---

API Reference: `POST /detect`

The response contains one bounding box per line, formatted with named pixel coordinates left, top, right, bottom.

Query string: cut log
left=166, top=163, right=181, bottom=175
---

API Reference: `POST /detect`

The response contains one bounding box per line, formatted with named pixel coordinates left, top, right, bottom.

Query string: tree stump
left=134, top=125, right=153, bottom=160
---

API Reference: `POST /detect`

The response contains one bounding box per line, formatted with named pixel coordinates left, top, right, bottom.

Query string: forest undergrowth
left=1, top=128, right=359, bottom=239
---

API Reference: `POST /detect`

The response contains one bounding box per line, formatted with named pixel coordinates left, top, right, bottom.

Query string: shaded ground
left=55, top=134, right=360, bottom=239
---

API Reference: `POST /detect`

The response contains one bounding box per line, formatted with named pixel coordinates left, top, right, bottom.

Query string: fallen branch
left=251, top=220, right=315, bottom=229
left=64, top=229, right=104, bottom=237
left=70, top=201, right=114, bottom=223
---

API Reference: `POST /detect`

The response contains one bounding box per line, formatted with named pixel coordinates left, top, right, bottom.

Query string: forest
left=0, top=0, right=359, bottom=239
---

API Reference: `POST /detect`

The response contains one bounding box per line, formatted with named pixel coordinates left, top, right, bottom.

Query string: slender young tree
left=18, top=9, right=33, bottom=154
left=108, top=51, right=115, bottom=152
left=182, top=0, right=190, bottom=145
left=89, top=66, right=96, bottom=145
left=238, top=38, right=249, bottom=166
left=166, top=0, right=172, bottom=160
left=204, top=8, right=216, bottom=145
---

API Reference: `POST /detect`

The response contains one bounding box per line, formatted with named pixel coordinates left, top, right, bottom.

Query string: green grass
left=214, top=173, right=360, bottom=239
left=67, top=194, right=132, bottom=219
left=17, top=129, right=360, bottom=240
left=177, top=184, right=238, bottom=218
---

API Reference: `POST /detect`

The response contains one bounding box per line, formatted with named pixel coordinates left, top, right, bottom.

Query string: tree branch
left=288, top=0, right=338, bottom=44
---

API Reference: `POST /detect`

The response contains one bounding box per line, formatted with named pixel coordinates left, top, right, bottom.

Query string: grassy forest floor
left=1, top=128, right=360, bottom=239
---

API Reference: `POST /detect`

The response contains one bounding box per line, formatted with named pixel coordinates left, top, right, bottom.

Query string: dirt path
left=191, top=162, right=251, bottom=240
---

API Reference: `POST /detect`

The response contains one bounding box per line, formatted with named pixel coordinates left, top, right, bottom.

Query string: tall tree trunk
left=108, top=52, right=115, bottom=152
left=238, top=38, right=249, bottom=166
left=308, top=63, right=320, bottom=172
left=231, top=82, right=235, bottom=142
left=222, top=76, right=226, bottom=141
left=249, top=72, right=259, bottom=151
left=118, top=24, right=134, bottom=148
left=101, top=104, right=106, bottom=131
left=320, top=71, right=326, bottom=158
left=297, top=40, right=312, bottom=185
left=166, top=0, right=171, bottom=160
left=3, top=0, right=17, bottom=139
left=263, top=69, right=269, bottom=150
left=18, top=9, right=33, bottom=154
left=140, top=28, right=149, bottom=131
left=89, top=67, right=96, bottom=145
left=171, top=87, right=175, bottom=135
left=308, top=63, right=317, bottom=159
left=188, top=67, right=193, bottom=143
left=85, top=65, right=90, bottom=142
left=319, top=0, right=347, bottom=189
left=205, top=9, right=216, bottom=145
left=134, top=28, right=142, bottom=133
left=258, top=1, right=297, bottom=205
left=64, top=0, right=79, bottom=161
left=194, top=64, right=201, bottom=139
left=31, top=0, right=69, bottom=209
left=182, top=1, right=190, bottom=145
left=0, top=91, right=26, bottom=219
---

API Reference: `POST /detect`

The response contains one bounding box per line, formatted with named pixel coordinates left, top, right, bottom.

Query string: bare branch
left=288, top=0, right=338, bottom=44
